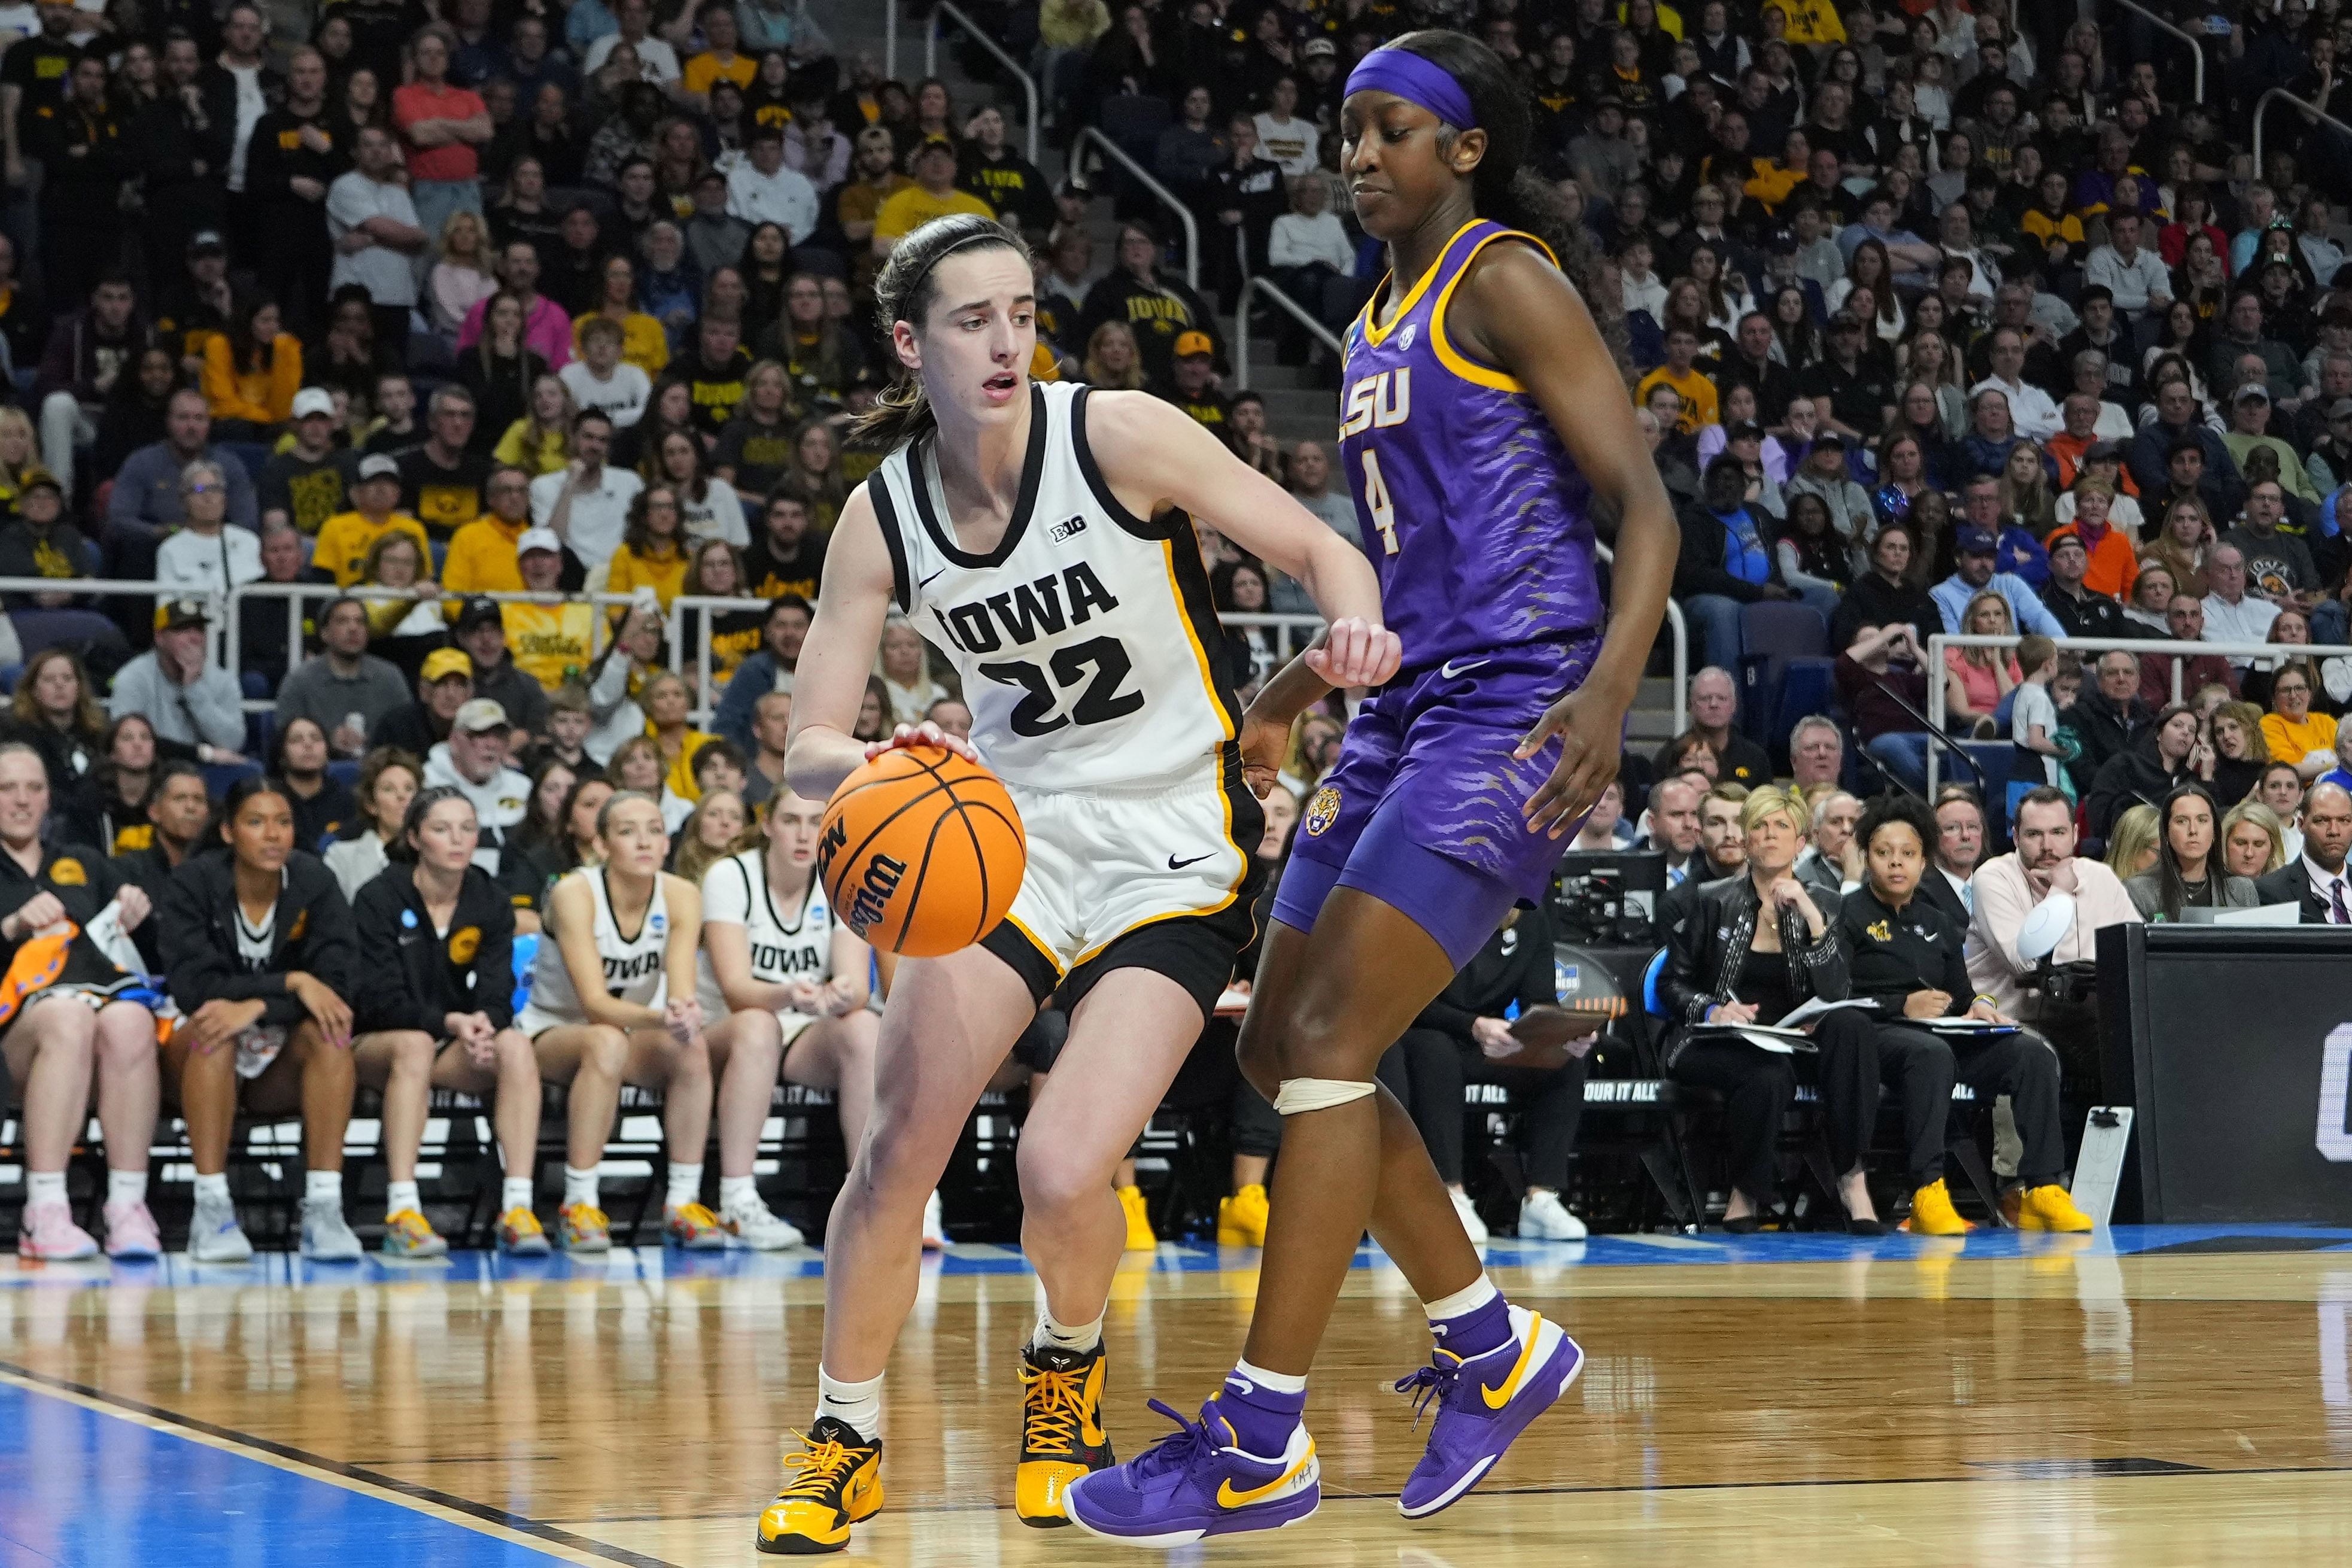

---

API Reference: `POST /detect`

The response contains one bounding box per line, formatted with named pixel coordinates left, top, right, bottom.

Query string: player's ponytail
left=848, top=214, right=1034, bottom=452
left=1387, top=29, right=1628, bottom=378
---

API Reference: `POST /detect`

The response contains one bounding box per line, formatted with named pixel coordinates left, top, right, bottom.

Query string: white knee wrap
left=1272, top=1077, right=1378, bottom=1115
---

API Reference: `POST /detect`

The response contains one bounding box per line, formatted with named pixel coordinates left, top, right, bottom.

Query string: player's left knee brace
left=1272, top=1077, right=1377, bottom=1115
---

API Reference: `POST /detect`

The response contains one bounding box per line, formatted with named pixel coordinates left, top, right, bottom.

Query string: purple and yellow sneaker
left=1393, top=1304, right=1582, bottom=1519
left=1062, top=1397, right=1319, bottom=1547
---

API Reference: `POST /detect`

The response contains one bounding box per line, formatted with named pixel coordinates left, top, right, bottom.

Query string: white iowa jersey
left=867, top=380, right=1240, bottom=789
left=695, top=849, right=834, bottom=1017
left=528, top=868, right=671, bottom=1022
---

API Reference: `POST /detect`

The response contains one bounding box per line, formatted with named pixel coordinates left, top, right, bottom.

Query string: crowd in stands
left=6, top=0, right=2352, bottom=1257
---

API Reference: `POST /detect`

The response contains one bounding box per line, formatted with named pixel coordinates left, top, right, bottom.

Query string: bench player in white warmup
left=699, top=789, right=895, bottom=1251
left=752, top=211, right=1399, bottom=1553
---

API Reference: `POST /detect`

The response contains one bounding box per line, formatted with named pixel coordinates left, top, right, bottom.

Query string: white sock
left=1031, top=1308, right=1105, bottom=1356
left=1422, top=1275, right=1500, bottom=1323
left=563, top=1165, right=600, bottom=1208
left=194, top=1172, right=230, bottom=1203
left=305, top=1169, right=342, bottom=1205
left=25, top=1170, right=65, bottom=1207
left=666, top=1162, right=703, bottom=1210
left=107, top=1169, right=148, bottom=1207
left=1233, top=1357, right=1307, bottom=1395
left=385, top=1180, right=421, bottom=1220
left=502, top=1177, right=534, bottom=1213
left=719, top=1174, right=759, bottom=1211
left=816, top=1367, right=884, bottom=1440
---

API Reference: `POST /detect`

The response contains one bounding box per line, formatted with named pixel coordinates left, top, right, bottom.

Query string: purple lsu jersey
left=1335, top=218, right=1607, bottom=674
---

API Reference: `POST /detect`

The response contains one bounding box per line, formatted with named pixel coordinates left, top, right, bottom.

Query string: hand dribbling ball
left=819, top=745, right=1026, bottom=956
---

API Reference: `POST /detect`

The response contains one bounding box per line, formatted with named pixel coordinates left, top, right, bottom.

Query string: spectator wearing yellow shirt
left=493, top=373, right=576, bottom=475
left=872, top=136, right=995, bottom=260
left=443, top=466, right=538, bottom=597
left=2262, top=665, right=2339, bottom=783
left=571, top=254, right=670, bottom=376
left=640, top=670, right=718, bottom=803
left=201, top=299, right=303, bottom=438
left=503, top=528, right=597, bottom=691
left=679, top=4, right=757, bottom=104
left=1635, top=324, right=1720, bottom=435
left=311, top=455, right=434, bottom=587
left=604, top=484, right=691, bottom=609
left=1764, top=0, right=1843, bottom=44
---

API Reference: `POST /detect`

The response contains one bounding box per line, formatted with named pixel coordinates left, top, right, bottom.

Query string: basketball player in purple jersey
left=1066, top=31, right=1679, bottom=1545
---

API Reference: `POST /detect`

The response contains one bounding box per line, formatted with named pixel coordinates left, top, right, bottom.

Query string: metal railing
left=2253, top=86, right=2352, bottom=184
left=1070, top=126, right=1201, bottom=288
left=2113, top=0, right=2207, bottom=104
left=883, top=0, right=897, bottom=82
left=1593, top=542, right=1688, bottom=738
left=1232, top=275, right=1343, bottom=393
left=675, top=592, right=773, bottom=724
left=228, top=583, right=653, bottom=713
left=925, top=1, right=1040, bottom=166
left=1923, top=631, right=2352, bottom=794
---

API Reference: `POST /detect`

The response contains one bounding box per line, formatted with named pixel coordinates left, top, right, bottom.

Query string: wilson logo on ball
left=844, top=853, right=909, bottom=937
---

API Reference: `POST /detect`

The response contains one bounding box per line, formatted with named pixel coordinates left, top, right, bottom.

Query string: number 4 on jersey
left=1362, top=450, right=1400, bottom=556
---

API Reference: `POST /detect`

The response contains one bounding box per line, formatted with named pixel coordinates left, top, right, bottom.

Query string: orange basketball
left=819, top=745, right=1027, bottom=957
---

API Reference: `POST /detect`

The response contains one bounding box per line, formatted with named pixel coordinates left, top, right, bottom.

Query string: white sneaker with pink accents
left=19, top=1201, right=99, bottom=1261
left=102, top=1200, right=162, bottom=1261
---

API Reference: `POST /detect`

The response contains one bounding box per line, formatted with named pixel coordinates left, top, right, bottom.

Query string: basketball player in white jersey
left=519, top=790, right=718, bottom=1253
left=753, top=212, right=1399, bottom=1554
left=699, top=789, right=880, bottom=1251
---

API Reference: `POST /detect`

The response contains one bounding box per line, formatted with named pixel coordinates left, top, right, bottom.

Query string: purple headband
left=1345, top=47, right=1478, bottom=130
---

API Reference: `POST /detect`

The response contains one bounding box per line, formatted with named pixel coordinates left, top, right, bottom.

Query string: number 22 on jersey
left=1341, top=368, right=1410, bottom=557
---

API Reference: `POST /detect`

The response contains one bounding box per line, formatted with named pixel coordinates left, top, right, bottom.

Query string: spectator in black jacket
left=2067, top=649, right=2155, bottom=794
left=1075, top=220, right=1223, bottom=393
left=1375, top=903, right=1597, bottom=1245
left=31, top=58, right=126, bottom=313
left=1830, top=522, right=1943, bottom=652
left=350, top=785, right=550, bottom=1258
left=128, top=33, right=234, bottom=286
left=0, top=467, right=89, bottom=606
left=158, top=777, right=363, bottom=1264
left=1201, top=111, right=1286, bottom=309
left=244, top=47, right=344, bottom=338
left=33, top=275, right=153, bottom=503
left=2039, top=531, right=2130, bottom=640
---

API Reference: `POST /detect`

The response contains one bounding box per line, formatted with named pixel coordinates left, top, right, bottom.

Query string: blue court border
left=0, top=1362, right=674, bottom=1568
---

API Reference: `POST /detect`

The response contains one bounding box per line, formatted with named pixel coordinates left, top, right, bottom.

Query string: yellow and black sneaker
left=1014, top=1341, right=1114, bottom=1527
left=755, top=1416, right=884, bottom=1555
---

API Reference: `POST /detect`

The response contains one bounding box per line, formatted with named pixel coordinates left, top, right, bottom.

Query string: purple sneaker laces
left=1130, top=1398, right=1223, bottom=1480
left=1392, top=1351, right=1467, bottom=1432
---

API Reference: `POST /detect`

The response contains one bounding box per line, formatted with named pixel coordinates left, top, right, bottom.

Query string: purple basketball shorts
left=1274, top=635, right=1601, bottom=969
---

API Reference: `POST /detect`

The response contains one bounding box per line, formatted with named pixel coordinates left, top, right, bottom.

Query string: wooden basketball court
left=2, top=1228, right=2349, bottom=1566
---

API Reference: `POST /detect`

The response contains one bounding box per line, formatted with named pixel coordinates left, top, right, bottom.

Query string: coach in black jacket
left=2254, top=779, right=2352, bottom=921
left=1660, top=786, right=1848, bottom=1226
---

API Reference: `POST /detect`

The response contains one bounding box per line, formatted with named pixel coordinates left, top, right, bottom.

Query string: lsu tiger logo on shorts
left=48, top=858, right=85, bottom=886
left=1304, top=786, right=1341, bottom=838
left=448, top=926, right=481, bottom=965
